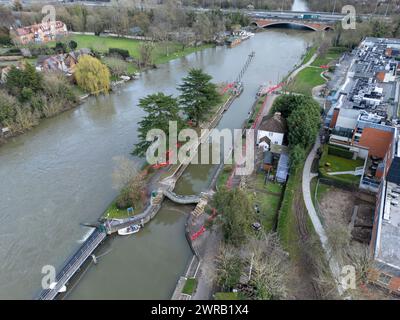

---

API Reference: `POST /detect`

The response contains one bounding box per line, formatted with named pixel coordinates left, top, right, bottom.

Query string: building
left=369, top=156, right=400, bottom=296
left=257, top=112, right=287, bottom=150
left=11, top=21, right=68, bottom=45
left=36, top=48, right=91, bottom=75
left=276, top=152, right=290, bottom=183
left=326, top=37, right=400, bottom=192
left=262, top=151, right=273, bottom=172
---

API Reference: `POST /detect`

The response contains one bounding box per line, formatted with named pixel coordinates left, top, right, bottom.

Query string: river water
left=0, top=30, right=315, bottom=299
left=292, top=0, right=309, bottom=12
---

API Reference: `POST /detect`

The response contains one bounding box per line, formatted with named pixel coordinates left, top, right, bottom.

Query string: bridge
left=163, top=189, right=202, bottom=204
left=251, top=18, right=334, bottom=31
left=37, top=228, right=106, bottom=300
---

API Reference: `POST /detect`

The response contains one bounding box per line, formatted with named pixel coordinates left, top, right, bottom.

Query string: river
left=292, top=0, right=309, bottom=12
left=0, top=29, right=315, bottom=299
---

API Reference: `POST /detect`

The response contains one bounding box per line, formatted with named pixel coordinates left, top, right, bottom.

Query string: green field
left=311, top=47, right=347, bottom=67
left=182, top=278, right=197, bottom=295
left=287, top=66, right=326, bottom=95
left=55, top=34, right=214, bottom=65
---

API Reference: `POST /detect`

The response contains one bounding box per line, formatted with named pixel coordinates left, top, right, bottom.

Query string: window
left=378, top=273, right=392, bottom=285
left=268, top=132, right=273, bottom=137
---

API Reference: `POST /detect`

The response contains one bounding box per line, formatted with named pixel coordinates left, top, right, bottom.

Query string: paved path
left=287, top=53, right=318, bottom=82
left=302, top=137, right=343, bottom=296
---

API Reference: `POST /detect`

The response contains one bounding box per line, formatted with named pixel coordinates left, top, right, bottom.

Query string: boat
left=226, top=36, right=242, bottom=48
left=232, top=81, right=244, bottom=96
left=117, top=224, right=141, bottom=236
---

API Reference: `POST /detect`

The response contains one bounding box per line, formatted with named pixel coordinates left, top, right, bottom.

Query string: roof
left=276, top=153, right=290, bottom=183
left=259, top=112, right=287, bottom=134
left=387, top=157, right=400, bottom=184
left=259, top=136, right=271, bottom=145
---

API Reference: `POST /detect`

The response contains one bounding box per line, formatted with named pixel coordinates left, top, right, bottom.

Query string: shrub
left=68, top=40, right=78, bottom=50
left=327, top=145, right=353, bottom=159
left=108, top=48, right=130, bottom=59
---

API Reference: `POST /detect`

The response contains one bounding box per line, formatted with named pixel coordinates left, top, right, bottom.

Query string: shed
left=276, top=153, right=290, bottom=183
left=263, top=151, right=273, bottom=171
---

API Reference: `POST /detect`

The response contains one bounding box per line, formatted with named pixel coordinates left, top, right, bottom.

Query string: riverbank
left=0, top=39, right=215, bottom=147
left=179, top=42, right=325, bottom=300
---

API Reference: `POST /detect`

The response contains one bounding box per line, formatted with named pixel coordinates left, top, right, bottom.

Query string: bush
left=69, top=40, right=78, bottom=50
left=108, top=48, right=130, bottom=59
left=327, top=145, right=353, bottom=159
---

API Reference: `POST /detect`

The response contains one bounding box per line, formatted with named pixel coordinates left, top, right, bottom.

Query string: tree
left=68, top=40, right=78, bottom=51
left=271, top=94, right=306, bottom=119
left=214, top=244, right=243, bottom=291
left=289, top=144, right=306, bottom=170
left=211, top=187, right=253, bottom=246
left=5, top=63, right=43, bottom=102
left=178, top=68, right=221, bottom=126
left=54, top=42, right=67, bottom=54
left=245, top=233, right=289, bottom=300
left=287, top=98, right=320, bottom=148
left=132, top=93, right=183, bottom=157
left=0, top=90, right=18, bottom=126
left=138, top=42, right=154, bottom=68
left=74, top=55, right=110, bottom=95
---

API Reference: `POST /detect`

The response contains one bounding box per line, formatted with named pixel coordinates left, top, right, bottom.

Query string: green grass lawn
left=302, top=45, right=318, bottom=65
left=254, top=174, right=283, bottom=194
left=311, top=47, right=347, bottom=67
left=287, top=67, right=326, bottom=95
left=104, top=201, right=143, bottom=219
left=319, top=147, right=364, bottom=185
left=214, top=292, right=239, bottom=300
left=320, top=154, right=364, bottom=173
left=54, top=34, right=213, bottom=66
left=182, top=278, right=197, bottom=295
left=249, top=175, right=282, bottom=232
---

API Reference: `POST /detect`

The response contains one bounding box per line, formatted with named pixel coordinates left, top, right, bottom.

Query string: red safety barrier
left=190, top=209, right=219, bottom=240
left=222, top=82, right=234, bottom=94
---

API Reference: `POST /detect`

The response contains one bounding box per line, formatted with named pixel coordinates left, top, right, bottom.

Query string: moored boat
left=117, top=224, right=141, bottom=236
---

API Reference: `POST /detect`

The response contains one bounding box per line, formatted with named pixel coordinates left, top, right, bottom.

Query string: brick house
left=11, top=21, right=68, bottom=45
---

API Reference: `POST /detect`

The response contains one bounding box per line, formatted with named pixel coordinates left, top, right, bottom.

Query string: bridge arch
left=260, top=21, right=319, bottom=31
left=251, top=20, right=334, bottom=32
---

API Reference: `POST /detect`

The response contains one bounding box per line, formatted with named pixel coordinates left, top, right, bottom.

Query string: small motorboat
left=117, top=224, right=141, bottom=236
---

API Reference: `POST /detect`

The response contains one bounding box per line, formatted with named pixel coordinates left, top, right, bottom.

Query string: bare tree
left=244, top=233, right=289, bottom=300
left=111, top=156, right=139, bottom=189
left=138, top=42, right=155, bottom=68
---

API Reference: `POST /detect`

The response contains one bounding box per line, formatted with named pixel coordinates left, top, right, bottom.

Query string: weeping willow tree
left=74, top=55, right=110, bottom=95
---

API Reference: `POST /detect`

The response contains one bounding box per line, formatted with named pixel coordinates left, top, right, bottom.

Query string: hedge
left=327, top=145, right=353, bottom=159
left=109, top=48, right=130, bottom=59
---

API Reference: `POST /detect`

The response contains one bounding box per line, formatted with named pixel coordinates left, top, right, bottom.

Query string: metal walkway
left=37, top=228, right=106, bottom=300
left=163, top=189, right=201, bottom=204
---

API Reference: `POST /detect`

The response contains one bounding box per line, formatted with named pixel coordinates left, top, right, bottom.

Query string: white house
left=257, top=112, right=287, bottom=151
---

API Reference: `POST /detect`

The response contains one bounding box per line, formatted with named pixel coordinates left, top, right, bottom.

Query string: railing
left=38, top=228, right=106, bottom=300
